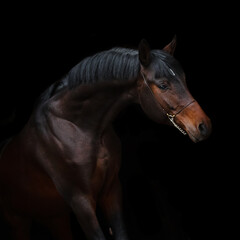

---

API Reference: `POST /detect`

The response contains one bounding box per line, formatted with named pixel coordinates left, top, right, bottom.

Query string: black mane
left=38, top=47, right=177, bottom=103
left=66, top=47, right=140, bottom=88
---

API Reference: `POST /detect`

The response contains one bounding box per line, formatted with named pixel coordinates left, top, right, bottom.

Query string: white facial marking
left=169, top=68, right=175, bottom=76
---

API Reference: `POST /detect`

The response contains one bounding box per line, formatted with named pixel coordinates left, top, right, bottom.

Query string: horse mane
left=66, top=47, right=140, bottom=88
left=37, top=47, right=176, bottom=104
left=65, top=47, right=179, bottom=87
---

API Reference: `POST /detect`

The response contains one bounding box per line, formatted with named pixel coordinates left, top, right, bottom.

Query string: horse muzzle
left=174, top=101, right=212, bottom=143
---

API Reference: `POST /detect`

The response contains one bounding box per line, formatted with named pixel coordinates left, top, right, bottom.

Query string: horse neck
left=49, top=79, right=138, bottom=135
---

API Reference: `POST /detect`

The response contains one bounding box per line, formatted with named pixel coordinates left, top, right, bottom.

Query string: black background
left=0, top=2, right=238, bottom=240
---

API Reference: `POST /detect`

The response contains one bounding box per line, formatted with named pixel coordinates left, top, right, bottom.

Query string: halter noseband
left=140, top=72, right=195, bottom=135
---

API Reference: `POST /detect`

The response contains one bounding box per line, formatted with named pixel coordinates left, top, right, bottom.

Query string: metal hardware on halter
left=166, top=113, right=187, bottom=135
left=140, top=71, right=195, bottom=135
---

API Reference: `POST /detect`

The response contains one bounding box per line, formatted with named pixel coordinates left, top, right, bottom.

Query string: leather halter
left=140, top=72, right=195, bottom=135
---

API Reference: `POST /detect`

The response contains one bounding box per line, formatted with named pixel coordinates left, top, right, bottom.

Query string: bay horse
left=0, top=36, right=212, bottom=240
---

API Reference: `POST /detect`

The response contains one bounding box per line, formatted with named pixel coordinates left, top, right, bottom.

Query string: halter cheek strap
left=140, top=72, right=195, bottom=135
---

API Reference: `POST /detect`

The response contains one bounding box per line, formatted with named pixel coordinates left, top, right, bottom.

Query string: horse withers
left=0, top=36, right=212, bottom=240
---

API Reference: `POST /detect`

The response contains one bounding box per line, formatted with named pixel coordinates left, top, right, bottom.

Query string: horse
left=0, top=36, right=212, bottom=240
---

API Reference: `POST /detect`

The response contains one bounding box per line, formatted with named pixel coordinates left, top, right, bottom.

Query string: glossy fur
left=0, top=37, right=212, bottom=240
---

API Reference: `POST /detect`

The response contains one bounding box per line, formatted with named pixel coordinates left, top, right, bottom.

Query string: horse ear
left=138, top=39, right=151, bottom=67
left=163, top=35, right=177, bottom=55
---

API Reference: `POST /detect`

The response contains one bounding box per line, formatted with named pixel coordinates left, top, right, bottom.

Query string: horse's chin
left=186, top=129, right=210, bottom=143
left=187, top=132, right=200, bottom=143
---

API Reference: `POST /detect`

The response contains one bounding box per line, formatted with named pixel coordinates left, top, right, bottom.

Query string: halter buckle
left=166, top=113, right=175, bottom=119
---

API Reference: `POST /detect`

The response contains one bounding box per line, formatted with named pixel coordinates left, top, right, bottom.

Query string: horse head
left=137, top=36, right=212, bottom=142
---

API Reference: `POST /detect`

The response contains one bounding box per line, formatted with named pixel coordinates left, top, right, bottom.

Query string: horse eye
left=158, top=84, right=168, bottom=90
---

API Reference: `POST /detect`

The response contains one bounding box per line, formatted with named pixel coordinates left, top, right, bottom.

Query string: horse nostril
left=198, top=122, right=208, bottom=136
